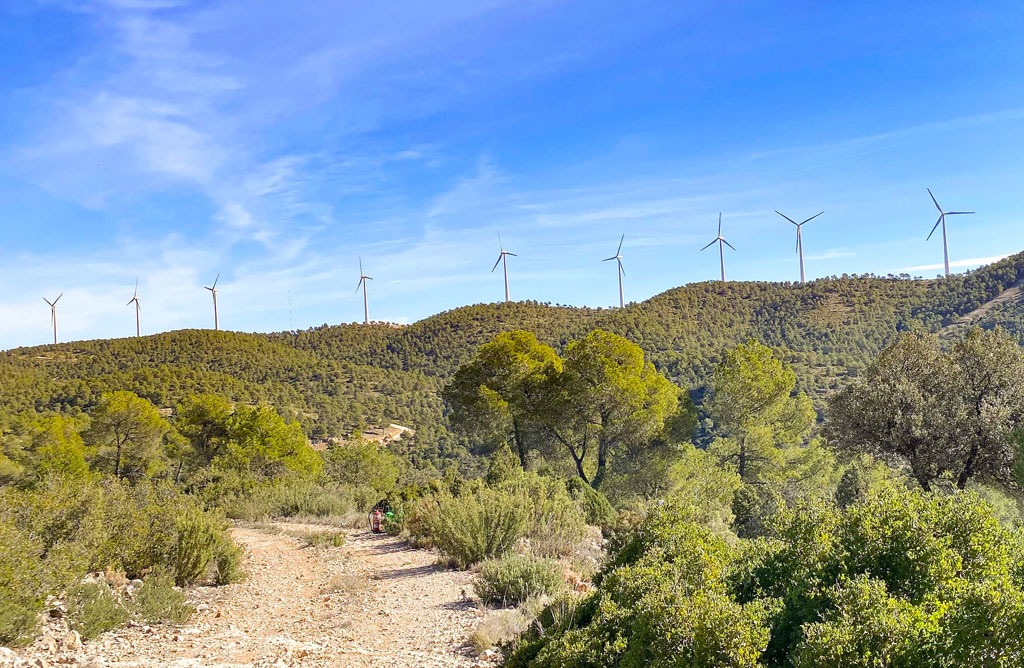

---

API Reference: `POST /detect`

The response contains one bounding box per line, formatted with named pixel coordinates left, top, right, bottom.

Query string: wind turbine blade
left=126, top=298, right=134, bottom=306
left=355, top=278, right=363, bottom=294
left=700, top=239, right=717, bottom=251
left=946, top=211, right=974, bottom=215
left=359, top=256, right=363, bottom=274
left=618, top=259, right=625, bottom=276
left=718, top=212, right=722, bottom=236
left=491, top=255, right=503, bottom=272
left=927, top=214, right=943, bottom=241
left=54, top=293, right=62, bottom=304
left=800, top=211, right=824, bottom=225
left=927, top=188, right=942, bottom=213
left=506, top=252, right=517, bottom=257
left=603, top=256, right=617, bottom=261
left=365, top=276, right=373, bottom=281
left=211, top=273, right=219, bottom=290
left=723, top=239, right=737, bottom=251
left=775, top=210, right=798, bottom=225
left=497, top=230, right=503, bottom=251
left=43, top=297, right=52, bottom=306
left=133, top=277, right=138, bottom=299
left=615, top=234, right=624, bottom=256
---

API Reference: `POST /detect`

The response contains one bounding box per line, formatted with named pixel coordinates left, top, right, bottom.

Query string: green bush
left=285, top=528, right=346, bottom=548
left=475, top=554, right=564, bottom=606
left=174, top=508, right=220, bottom=586
left=412, top=487, right=528, bottom=568
left=213, top=538, right=245, bottom=586
left=132, top=567, right=191, bottom=625
left=508, top=489, right=1024, bottom=667
left=217, top=478, right=360, bottom=521
left=564, top=477, right=617, bottom=528
left=67, top=581, right=129, bottom=641
left=503, top=474, right=587, bottom=558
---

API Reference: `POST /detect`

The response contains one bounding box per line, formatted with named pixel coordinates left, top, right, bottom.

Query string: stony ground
left=3, top=524, right=500, bottom=668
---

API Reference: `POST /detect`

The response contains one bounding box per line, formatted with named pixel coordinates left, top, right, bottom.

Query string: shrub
left=0, top=522, right=48, bottom=646
left=413, top=487, right=528, bottom=569
left=174, top=508, right=221, bottom=586
left=213, top=538, right=245, bottom=586
left=564, top=477, right=616, bottom=528
left=131, top=567, right=190, bottom=625
left=67, top=581, right=129, bottom=641
left=475, top=555, right=564, bottom=607
left=286, top=528, right=346, bottom=548
left=0, top=597, right=39, bottom=648
left=217, top=478, right=360, bottom=522
left=503, top=474, right=587, bottom=558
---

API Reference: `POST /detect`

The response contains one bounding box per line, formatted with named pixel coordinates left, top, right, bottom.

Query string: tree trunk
left=114, top=441, right=123, bottom=478
left=592, top=439, right=608, bottom=490
left=512, top=420, right=528, bottom=469
left=737, top=438, right=747, bottom=480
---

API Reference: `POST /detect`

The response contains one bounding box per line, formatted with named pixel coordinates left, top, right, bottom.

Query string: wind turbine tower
left=603, top=234, right=626, bottom=308
left=204, top=273, right=220, bottom=330
left=926, top=188, right=974, bottom=277
left=775, top=210, right=823, bottom=284
left=43, top=294, right=62, bottom=345
left=491, top=232, right=517, bottom=302
left=355, top=257, right=372, bottom=325
left=700, top=213, right=735, bottom=282
left=127, top=278, right=141, bottom=337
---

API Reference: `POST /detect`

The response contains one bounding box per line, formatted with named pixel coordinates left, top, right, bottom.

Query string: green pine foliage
left=4, top=252, right=1024, bottom=469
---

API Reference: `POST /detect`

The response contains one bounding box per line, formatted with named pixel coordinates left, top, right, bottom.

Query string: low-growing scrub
left=285, top=528, right=347, bottom=548
left=213, top=539, right=245, bottom=586
left=0, top=474, right=243, bottom=646
left=411, top=486, right=528, bottom=569
left=475, top=555, right=565, bottom=607
left=132, top=567, right=191, bottom=625
left=66, top=581, right=129, bottom=641
left=327, top=572, right=367, bottom=594
left=505, top=488, right=1024, bottom=667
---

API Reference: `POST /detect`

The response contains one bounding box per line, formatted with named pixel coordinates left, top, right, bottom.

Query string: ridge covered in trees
left=3, top=251, right=1024, bottom=468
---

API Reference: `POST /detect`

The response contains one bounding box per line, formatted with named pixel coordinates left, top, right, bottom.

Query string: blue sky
left=2, top=0, right=1023, bottom=348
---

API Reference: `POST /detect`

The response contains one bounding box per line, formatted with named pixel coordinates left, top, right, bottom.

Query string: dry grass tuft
left=327, top=573, right=368, bottom=594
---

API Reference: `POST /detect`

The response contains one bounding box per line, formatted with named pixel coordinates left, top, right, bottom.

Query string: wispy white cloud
left=805, top=248, right=855, bottom=261
left=896, top=254, right=1011, bottom=273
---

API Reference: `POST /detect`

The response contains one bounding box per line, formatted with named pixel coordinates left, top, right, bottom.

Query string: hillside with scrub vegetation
left=2, top=255, right=1024, bottom=666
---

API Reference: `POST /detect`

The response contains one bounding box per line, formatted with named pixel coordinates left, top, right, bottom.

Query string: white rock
left=61, top=631, right=82, bottom=652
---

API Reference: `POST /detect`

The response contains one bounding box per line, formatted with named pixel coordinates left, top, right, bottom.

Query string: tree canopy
left=827, top=327, right=1024, bottom=491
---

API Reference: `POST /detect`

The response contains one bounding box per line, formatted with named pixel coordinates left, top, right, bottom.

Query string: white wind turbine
left=127, top=278, right=141, bottom=337
left=926, top=188, right=974, bottom=277
left=775, top=210, right=823, bottom=284
left=355, top=257, right=372, bottom=325
left=700, top=213, right=735, bottom=282
left=43, top=294, right=62, bottom=345
left=204, top=273, right=220, bottom=330
left=603, top=234, right=626, bottom=308
left=491, top=232, right=517, bottom=302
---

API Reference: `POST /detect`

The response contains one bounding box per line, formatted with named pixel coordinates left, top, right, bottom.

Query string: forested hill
left=3, top=251, right=1024, bottom=468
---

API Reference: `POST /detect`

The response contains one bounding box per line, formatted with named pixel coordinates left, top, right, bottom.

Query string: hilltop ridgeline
left=2, top=251, right=1023, bottom=469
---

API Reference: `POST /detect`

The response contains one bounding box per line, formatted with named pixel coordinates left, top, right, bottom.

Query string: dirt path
left=10, top=524, right=493, bottom=668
